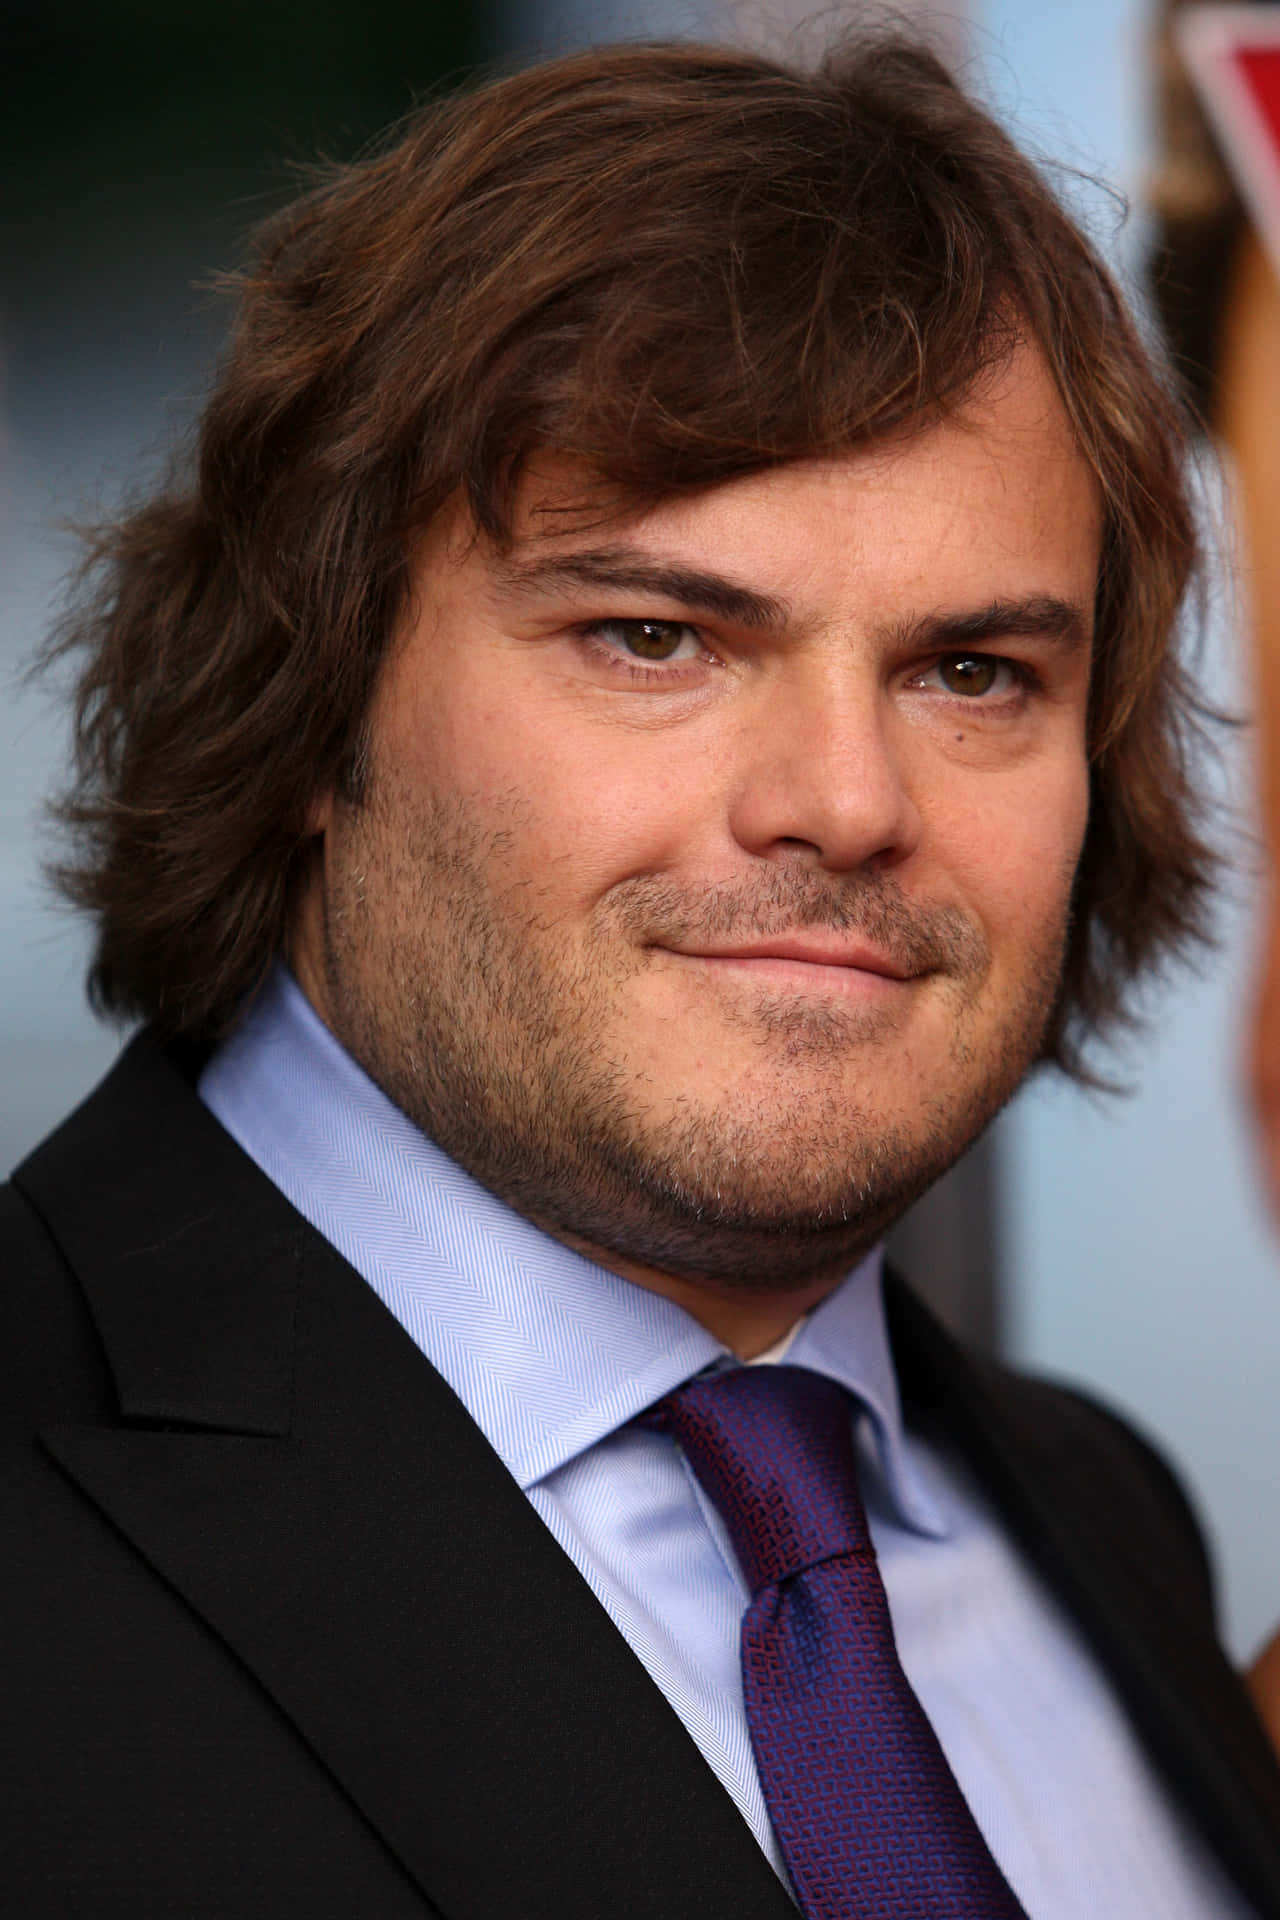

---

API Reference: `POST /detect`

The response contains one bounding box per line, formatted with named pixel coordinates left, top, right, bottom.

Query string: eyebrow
left=888, top=595, right=1093, bottom=656
left=494, top=547, right=1091, bottom=656
left=492, top=545, right=789, bottom=631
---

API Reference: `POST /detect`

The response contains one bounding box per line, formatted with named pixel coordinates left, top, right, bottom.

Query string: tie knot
left=645, top=1364, right=870, bottom=1595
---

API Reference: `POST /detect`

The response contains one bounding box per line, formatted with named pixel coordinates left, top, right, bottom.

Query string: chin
left=524, top=1104, right=971, bottom=1289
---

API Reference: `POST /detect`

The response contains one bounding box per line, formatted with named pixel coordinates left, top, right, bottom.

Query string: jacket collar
left=18, top=1027, right=298, bottom=1434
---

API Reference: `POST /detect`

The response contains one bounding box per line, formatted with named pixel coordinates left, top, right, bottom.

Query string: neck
left=550, top=1229, right=850, bottom=1358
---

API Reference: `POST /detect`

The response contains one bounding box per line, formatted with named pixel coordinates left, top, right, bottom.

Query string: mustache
left=608, top=870, right=987, bottom=977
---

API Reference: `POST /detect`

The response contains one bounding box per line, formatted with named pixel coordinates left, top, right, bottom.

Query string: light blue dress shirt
left=201, top=966, right=1253, bottom=1918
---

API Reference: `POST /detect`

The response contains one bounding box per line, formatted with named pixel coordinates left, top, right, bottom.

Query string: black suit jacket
left=4, top=1029, right=1280, bottom=1918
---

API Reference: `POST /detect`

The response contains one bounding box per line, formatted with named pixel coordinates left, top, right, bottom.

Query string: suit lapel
left=885, top=1271, right=1280, bottom=1920
left=15, top=1034, right=792, bottom=1920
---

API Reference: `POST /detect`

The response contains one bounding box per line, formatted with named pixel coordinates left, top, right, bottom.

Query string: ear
left=305, top=788, right=336, bottom=837
left=285, top=805, right=333, bottom=1019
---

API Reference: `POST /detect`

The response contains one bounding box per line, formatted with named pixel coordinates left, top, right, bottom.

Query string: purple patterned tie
left=646, top=1364, right=1029, bottom=1920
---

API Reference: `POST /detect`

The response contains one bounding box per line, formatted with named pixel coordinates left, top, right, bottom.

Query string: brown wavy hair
left=48, top=32, right=1212, bottom=1074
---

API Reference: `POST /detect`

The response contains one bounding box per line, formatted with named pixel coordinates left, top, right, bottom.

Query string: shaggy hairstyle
left=50, top=33, right=1212, bottom=1075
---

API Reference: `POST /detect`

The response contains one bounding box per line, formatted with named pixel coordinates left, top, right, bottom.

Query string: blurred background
left=4, top=0, right=1279, bottom=1664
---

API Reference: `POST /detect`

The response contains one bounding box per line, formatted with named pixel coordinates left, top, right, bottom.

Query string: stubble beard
left=317, top=777, right=1068, bottom=1293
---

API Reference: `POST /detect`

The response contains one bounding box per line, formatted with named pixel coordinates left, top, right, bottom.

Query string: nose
left=725, top=672, right=923, bottom=873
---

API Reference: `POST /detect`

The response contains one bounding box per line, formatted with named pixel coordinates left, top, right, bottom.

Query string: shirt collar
left=785, top=1268, right=946, bottom=1536
left=200, top=964, right=943, bottom=1535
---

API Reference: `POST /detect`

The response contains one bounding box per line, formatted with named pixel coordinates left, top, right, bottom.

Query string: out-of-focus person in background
left=1148, top=0, right=1280, bottom=1753
left=1254, top=1633, right=1280, bottom=1748
left=1151, top=0, right=1280, bottom=1220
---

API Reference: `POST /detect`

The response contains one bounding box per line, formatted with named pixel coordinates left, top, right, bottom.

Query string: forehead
left=472, top=340, right=1100, bottom=618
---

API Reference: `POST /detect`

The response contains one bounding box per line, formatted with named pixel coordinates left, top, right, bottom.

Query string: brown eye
left=595, top=618, right=701, bottom=663
left=617, top=620, right=690, bottom=660
left=939, top=654, right=999, bottom=696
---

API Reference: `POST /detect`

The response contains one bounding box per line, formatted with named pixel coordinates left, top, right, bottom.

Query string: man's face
left=297, top=342, right=1098, bottom=1300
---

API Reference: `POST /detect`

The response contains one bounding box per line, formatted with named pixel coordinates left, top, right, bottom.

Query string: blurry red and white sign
left=1180, top=5, right=1280, bottom=270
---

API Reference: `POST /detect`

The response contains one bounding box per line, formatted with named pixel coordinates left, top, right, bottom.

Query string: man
left=4, top=31, right=1279, bottom=1920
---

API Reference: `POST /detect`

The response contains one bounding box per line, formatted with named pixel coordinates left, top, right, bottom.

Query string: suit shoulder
left=970, top=1349, right=1218, bottom=1612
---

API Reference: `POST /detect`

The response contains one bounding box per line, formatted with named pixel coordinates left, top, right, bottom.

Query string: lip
left=664, top=938, right=916, bottom=980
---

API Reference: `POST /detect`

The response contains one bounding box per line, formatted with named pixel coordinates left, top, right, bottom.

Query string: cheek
left=519, top=754, right=714, bottom=905
left=940, top=763, right=1090, bottom=947
left=389, top=669, right=711, bottom=900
